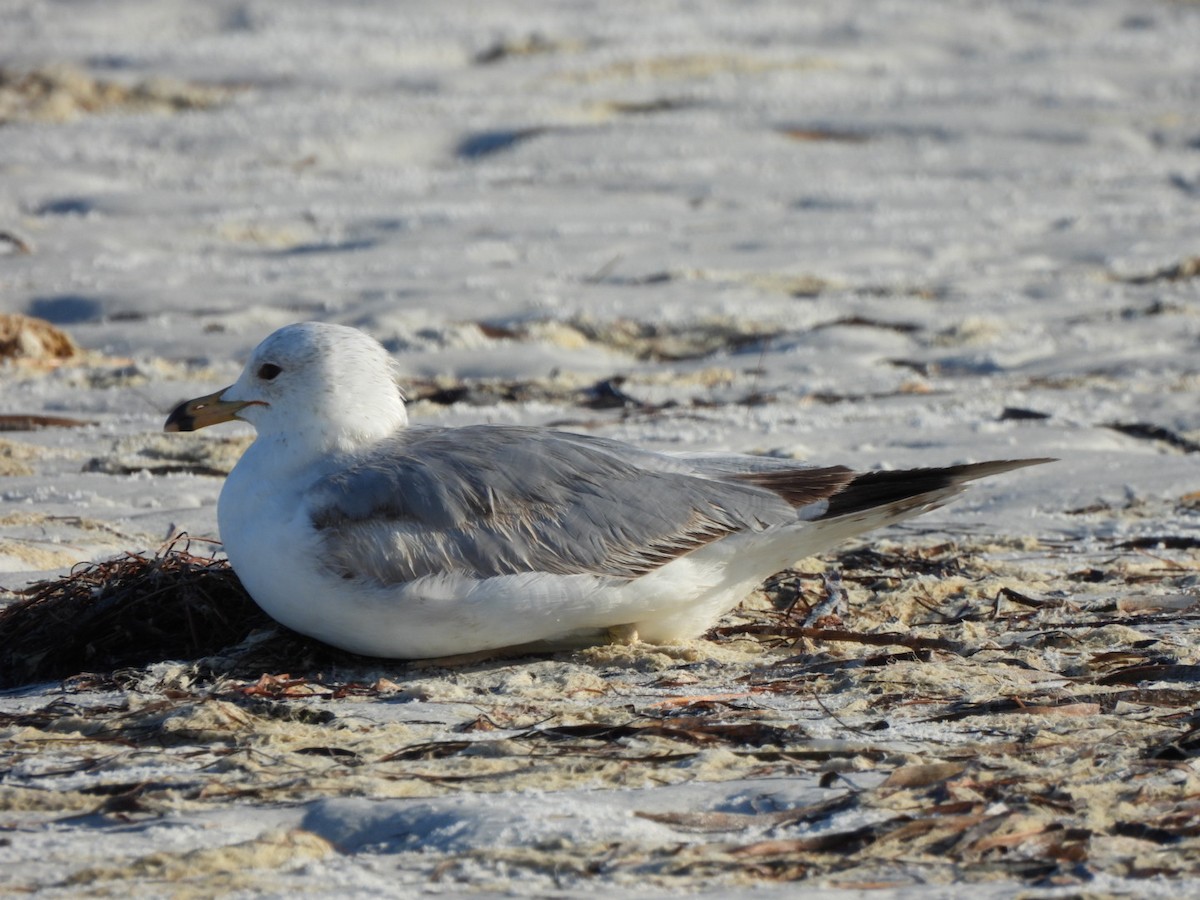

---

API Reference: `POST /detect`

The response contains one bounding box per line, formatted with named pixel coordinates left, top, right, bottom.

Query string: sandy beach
left=2, top=0, right=1200, bottom=895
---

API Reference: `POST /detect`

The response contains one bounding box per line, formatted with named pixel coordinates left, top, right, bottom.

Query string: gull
left=165, top=322, right=1048, bottom=659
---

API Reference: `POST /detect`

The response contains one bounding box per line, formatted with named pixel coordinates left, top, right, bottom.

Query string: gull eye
left=257, top=363, right=282, bottom=381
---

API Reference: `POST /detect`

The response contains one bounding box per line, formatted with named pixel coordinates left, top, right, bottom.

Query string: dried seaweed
left=0, top=540, right=271, bottom=687
left=1104, top=421, right=1200, bottom=454
left=0, top=66, right=231, bottom=124
left=0, top=414, right=95, bottom=431
left=0, top=313, right=80, bottom=363
left=1114, top=255, right=1200, bottom=285
left=473, top=33, right=588, bottom=65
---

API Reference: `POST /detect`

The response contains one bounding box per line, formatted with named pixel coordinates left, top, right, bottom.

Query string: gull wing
left=307, top=425, right=853, bottom=583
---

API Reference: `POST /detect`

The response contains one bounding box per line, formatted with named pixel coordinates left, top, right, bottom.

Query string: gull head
left=164, top=322, right=408, bottom=453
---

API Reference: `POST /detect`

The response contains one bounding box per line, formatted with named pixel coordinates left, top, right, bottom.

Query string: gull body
left=165, top=322, right=1047, bottom=659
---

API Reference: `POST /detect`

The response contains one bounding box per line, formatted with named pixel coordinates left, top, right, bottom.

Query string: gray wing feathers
left=308, top=426, right=844, bottom=583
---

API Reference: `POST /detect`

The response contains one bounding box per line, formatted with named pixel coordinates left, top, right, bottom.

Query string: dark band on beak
left=164, top=398, right=201, bottom=432
left=164, top=387, right=262, bottom=433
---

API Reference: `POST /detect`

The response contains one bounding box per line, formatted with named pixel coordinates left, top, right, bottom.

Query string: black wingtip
left=819, top=457, right=1053, bottom=520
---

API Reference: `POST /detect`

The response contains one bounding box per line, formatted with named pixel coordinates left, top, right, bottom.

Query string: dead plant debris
left=0, top=313, right=80, bottom=364
left=569, top=316, right=782, bottom=361
left=1105, top=421, right=1200, bottom=454
left=0, top=66, right=231, bottom=124
left=1114, top=255, right=1200, bottom=285
left=0, top=414, right=96, bottom=431
left=0, top=540, right=270, bottom=687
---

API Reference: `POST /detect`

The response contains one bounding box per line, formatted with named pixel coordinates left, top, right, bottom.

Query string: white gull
left=165, top=322, right=1048, bottom=659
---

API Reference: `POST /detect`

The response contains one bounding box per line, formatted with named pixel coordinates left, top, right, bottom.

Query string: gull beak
left=164, top=388, right=263, bottom=432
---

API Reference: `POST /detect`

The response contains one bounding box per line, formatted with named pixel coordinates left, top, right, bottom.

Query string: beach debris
left=561, top=316, right=781, bottom=361
left=0, top=313, right=80, bottom=364
left=999, top=407, right=1051, bottom=421
left=473, top=33, right=588, bottom=65
left=84, top=433, right=253, bottom=477
left=0, top=539, right=268, bottom=687
left=0, top=414, right=95, bottom=431
left=0, top=439, right=38, bottom=476
left=1114, top=255, right=1200, bottom=285
left=811, top=315, right=920, bottom=335
left=1104, top=421, right=1200, bottom=454
left=554, top=53, right=831, bottom=84
left=590, top=97, right=701, bottom=117
left=0, top=65, right=231, bottom=123
left=580, top=377, right=654, bottom=410
left=779, top=126, right=869, bottom=143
